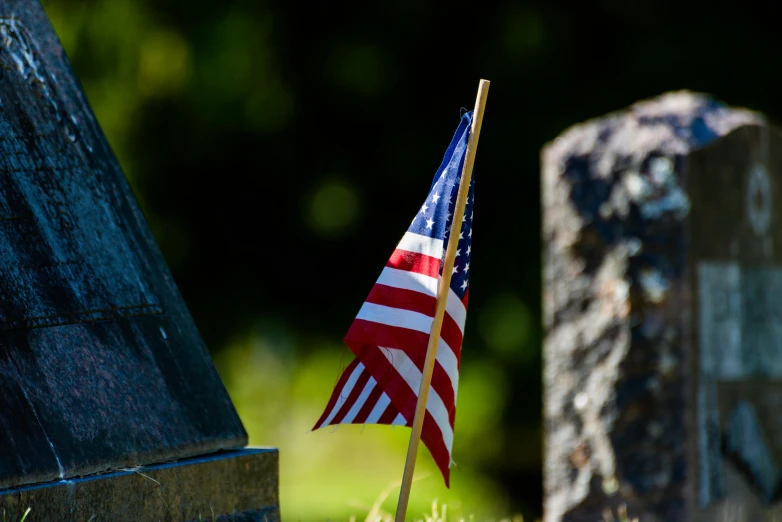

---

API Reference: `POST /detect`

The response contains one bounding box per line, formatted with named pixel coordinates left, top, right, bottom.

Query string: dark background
left=39, top=0, right=782, bottom=518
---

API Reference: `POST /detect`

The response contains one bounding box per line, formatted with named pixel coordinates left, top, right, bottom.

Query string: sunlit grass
left=3, top=507, right=31, bottom=522
left=348, top=485, right=526, bottom=522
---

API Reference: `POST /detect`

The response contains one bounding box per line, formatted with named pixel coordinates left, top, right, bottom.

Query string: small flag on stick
left=314, top=79, right=489, bottom=519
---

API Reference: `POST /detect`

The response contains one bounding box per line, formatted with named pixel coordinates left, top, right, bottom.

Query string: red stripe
left=351, top=380, right=384, bottom=424
left=422, top=409, right=453, bottom=487
left=345, top=319, right=429, bottom=355
left=346, top=307, right=462, bottom=361
left=312, top=359, right=361, bottom=430
left=377, top=402, right=400, bottom=424
left=346, top=323, right=456, bottom=423
left=440, top=312, right=463, bottom=361
left=365, top=284, right=436, bottom=318
left=387, top=249, right=441, bottom=278
left=359, top=284, right=464, bottom=361
left=358, top=345, right=452, bottom=486
left=330, top=369, right=371, bottom=425
left=359, top=345, right=416, bottom=424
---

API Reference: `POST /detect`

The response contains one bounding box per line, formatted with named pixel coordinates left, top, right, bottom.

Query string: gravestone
left=543, top=91, right=782, bottom=521
left=0, top=0, right=278, bottom=519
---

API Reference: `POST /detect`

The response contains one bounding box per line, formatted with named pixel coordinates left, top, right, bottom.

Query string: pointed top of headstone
left=0, top=0, right=246, bottom=489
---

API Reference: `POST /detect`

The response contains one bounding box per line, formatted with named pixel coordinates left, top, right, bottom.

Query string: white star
left=470, top=211, right=473, bottom=220
left=455, top=249, right=461, bottom=257
left=452, top=265, right=459, bottom=274
left=464, top=262, right=470, bottom=274
left=468, top=228, right=472, bottom=238
left=459, top=232, right=464, bottom=240
left=467, top=245, right=471, bottom=255
left=425, top=218, right=434, bottom=229
left=461, top=280, right=468, bottom=290
left=432, top=194, right=440, bottom=203
left=462, top=213, right=467, bottom=223
left=420, top=203, right=428, bottom=214
left=446, top=212, right=452, bottom=220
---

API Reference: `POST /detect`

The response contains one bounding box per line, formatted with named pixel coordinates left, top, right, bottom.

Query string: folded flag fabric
left=313, top=111, right=475, bottom=487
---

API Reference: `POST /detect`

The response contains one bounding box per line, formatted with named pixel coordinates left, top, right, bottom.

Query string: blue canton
left=407, top=112, right=474, bottom=300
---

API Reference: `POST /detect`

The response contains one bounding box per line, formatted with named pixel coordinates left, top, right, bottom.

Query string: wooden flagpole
left=394, top=79, right=490, bottom=522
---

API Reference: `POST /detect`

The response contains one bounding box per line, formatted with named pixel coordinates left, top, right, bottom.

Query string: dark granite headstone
left=0, top=0, right=277, bottom=518
left=543, top=91, right=782, bottom=521
left=0, top=449, right=279, bottom=522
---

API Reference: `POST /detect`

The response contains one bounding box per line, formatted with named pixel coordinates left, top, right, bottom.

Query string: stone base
left=0, top=448, right=279, bottom=521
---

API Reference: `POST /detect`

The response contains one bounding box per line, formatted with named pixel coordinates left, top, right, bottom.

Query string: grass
left=350, top=497, right=526, bottom=522
left=2, top=508, right=31, bottom=522
left=347, top=483, right=527, bottom=522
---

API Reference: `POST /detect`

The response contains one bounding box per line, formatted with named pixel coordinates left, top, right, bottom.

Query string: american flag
left=313, top=112, right=474, bottom=486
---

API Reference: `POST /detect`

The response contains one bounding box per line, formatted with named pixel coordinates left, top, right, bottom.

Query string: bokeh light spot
left=479, top=292, right=533, bottom=360
left=138, top=29, right=192, bottom=98
left=306, top=179, right=361, bottom=238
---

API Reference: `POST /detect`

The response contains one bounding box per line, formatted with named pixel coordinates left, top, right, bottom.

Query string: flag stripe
left=444, top=288, right=467, bottom=332
left=387, top=249, right=441, bottom=278
left=341, top=377, right=377, bottom=424
left=374, top=267, right=467, bottom=331
left=314, top=359, right=363, bottom=429
left=378, top=347, right=454, bottom=452
left=351, top=303, right=463, bottom=363
left=377, top=400, right=401, bottom=424
left=392, top=413, right=407, bottom=426
left=330, top=369, right=371, bottom=425
left=352, top=380, right=385, bottom=424
left=314, top=365, right=412, bottom=428
left=376, top=266, right=438, bottom=299
left=365, top=284, right=435, bottom=322
left=396, top=232, right=444, bottom=259
left=346, top=321, right=457, bottom=414
left=363, top=392, right=392, bottom=424
left=363, top=283, right=464, bottom=362
left=356, top=302, right=432, bottom=336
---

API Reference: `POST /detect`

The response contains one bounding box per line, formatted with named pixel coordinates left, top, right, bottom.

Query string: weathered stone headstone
left=543, top=91, right=782, bottom=521
left=0, top=1, right=278, bottom=519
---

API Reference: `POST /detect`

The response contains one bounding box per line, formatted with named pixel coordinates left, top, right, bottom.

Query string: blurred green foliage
left=37, top=0, right=782, bottom=519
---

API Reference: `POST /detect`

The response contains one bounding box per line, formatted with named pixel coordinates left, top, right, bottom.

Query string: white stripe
left=319, top=362, right=365, bottom=428
left=376, top=267, right=437, bottom=297
left=341, top=377, right=377, bottom=424
left=379, top=347, right=454, bottom=453
left=365, top=392, right=392, bottom=424
left=374, top=267, right=467, bottom=332
left=397, top=232, right=444, bottom=259
left=392, top=413, right=408, bottom=426
left=356, top=302, right=460, bottom=397
left=445, top=289, right=467, bottom=332
left=356, top=302, right=433, bottom=334
left=436, top=342, right=460, bottom=398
